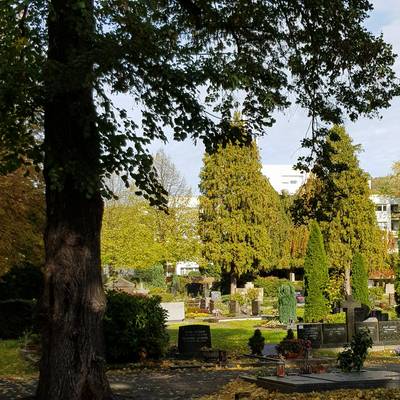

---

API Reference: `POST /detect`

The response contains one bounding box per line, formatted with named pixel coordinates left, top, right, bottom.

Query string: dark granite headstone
left=355, top=304, right=370, bottom=322
left=178, top=324, right=212, bottom=355
left=297, top=324, right=322, bottom=348
left=379, top=321, right=400, bottom=344
left=381, top=313, right=389, bottom=321
left=356, top=322, right=379, bottom=343
left=370, top=310, right=382, bottom=320
left=322, top=323, right=347, bottom=345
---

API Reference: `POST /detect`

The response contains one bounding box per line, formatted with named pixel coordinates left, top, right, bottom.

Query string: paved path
left=0, top=369, right=244, bottom=400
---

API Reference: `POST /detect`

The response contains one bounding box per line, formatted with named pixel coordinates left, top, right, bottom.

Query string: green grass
left=0, top=340, right=36, bottom=377
left=167, top=320, right=286, bottom=354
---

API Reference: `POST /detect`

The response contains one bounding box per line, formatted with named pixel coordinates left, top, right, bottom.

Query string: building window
left=376, top=205, right=387, bottom=212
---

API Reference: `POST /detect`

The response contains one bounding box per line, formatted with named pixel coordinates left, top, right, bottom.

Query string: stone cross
left=341, top=295, right=361, bottom=342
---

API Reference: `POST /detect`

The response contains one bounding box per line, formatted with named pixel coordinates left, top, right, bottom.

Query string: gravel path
left=0, top=369, right=244, bottom=400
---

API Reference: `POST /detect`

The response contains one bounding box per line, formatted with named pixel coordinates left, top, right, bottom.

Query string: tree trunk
left=36, top=1, right=113, bottom=399
left=230, top=274, right=237, bottom=294
left=344, top=266, right=351, bottom=296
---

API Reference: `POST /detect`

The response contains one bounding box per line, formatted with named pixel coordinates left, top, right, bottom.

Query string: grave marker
left=340, top=295, right=361, bottom=342
left=178, top=324, right=211, bottom=355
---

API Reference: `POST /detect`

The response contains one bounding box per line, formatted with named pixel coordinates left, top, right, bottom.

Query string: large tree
left=199, top=130, right=289, bottom=293
left=1, top=1, right=399, bottom=398
left=372, top=161, right=400, bottom=198
left=293, top=126, right=385, bottom=293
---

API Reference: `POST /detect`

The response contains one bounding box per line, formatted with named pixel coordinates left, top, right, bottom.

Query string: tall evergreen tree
left=199, top=119, right=289, bottom=293
left=351, top=252, right=370, bottom=306
left=304, top=221, right=330, bottom=322
left=293, top=126, right=384, bottom=293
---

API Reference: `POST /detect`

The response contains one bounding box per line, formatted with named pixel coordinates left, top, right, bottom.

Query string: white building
left=175, top=261, right=200, bottom=276
left=262, top=164, right=308, bottom=195
left=370, top=195, right=399, bottom=248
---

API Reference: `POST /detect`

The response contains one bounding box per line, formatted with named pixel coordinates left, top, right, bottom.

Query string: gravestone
left=322, top=323, right=347, bottom=345
left=211, top=291, right=221, bottom=301
left=297, top=324, right=322, bottom=348
left=200, top=297, right=210, bottom=310
left=356, top=322, right=379, bottom=343
left=229, top=300, right=240, bottom=315
left=354, top=304, right=370, bottom=322
left=251, top=300, right=261, bottom=316
left=160, top=302, right=185, bottom=322
left=379, top=321, right=400, bottom=344
left=341, top=295, right=361, bottom=342
left=178, top=324, right=212, bottom=355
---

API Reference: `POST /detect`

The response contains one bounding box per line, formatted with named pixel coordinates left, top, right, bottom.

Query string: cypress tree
left=293, top=126, right=384, bottom=293
left=278, top=283, right=296, bottom=324
left=351, top=252, right=370, bottom=306
left=304, top=221, right=330, bottom=322
left=199, top=117, right=290, bottom=293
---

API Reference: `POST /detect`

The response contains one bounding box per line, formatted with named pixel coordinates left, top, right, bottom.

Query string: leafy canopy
left=1, top=1, right=399, bottom=202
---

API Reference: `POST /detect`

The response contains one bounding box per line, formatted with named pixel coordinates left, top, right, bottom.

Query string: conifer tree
left=304, top=221, right=330, bottom=322
left=278, top=283, right=297, bottom=324
left=351, top=252, right=370, bottom=306
left=293, top=126, right=384, bottom=293
left=199, top=117, right=289, bottom=293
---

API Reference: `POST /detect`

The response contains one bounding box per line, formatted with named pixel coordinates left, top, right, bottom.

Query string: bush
left=0, top=263, right=43, bottom=301
left=104, top=291, right=169, bottom=363
left=248, top=329, right=265, bottom=355
left=135, top=264, right=166, bottom=289
left=304, top=221, right=330, bottom=322
left=337, top=327, right=372, bottom=372
left=276, top=330, right=311, bottom=358
left=277, top=284, right=296, bottom=324
left=0, top=299, right=37, bottom=339
left=254, top=276, right=290, bottom=298
left=369, top=286, right=384, bottom=305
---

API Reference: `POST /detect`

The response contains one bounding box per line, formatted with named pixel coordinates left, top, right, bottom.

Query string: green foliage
left=276, top=335, right=311, bottom=358
left=0, top=300, right=37, bottom=339
left=304, top=221, right=330, bottom=322
left=135, top=264, right=166, bottom=289
left=0, top=168, right=45, bottom=276
left=254, top=276, right=290, bottom=298
left=0, top=263, right=43, bottom=301
left=248, top=329, right=265, bottom=355
left=199, top=135, right=290, bottom=287
left=104, top=291, right=169, bottom=363
left=371, top=162, right=400, bottom=198
left=338, top=327, right=372, bottom=372
left=277, top=284, right=296, bottom=324
left=369, top=286, right=385, bottom=305
left=351, top=252, right=370, bottom=306
left=293, top=126, right=385, bottom=273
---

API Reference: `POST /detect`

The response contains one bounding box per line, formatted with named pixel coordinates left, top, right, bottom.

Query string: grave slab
left=244, top=370, right=400, bottom=392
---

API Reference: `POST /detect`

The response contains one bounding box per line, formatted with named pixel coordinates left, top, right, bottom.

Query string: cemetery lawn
left=167, top=320, right=286, bottom=355
left=0, top=340, right=36, bottom=377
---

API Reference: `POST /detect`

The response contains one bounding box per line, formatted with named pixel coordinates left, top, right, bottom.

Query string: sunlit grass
left=167, top=320, right=286, bottom=354
left=0, top=340, right=36, bottom=377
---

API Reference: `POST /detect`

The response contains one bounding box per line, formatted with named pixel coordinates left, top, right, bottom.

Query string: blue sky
left=120, top=1, right=400, bottom=192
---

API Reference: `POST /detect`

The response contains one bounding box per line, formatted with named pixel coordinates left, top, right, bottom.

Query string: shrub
left=104, top=291, right=169, bottom=363
left=0, top=299, right=37, bottom=339
left=148, top=287, right=175, bottom=302
left=248, top=329, right=265, bottom=355
left=369, top=286, right=384, bottom=305
left=351, top=252, right=370, bottom=307
left=277, top=283, right=296, bottom=324
left=0, top=263, right=43, bottom=301
left=254, top=276, right=290, bottom=298
left=337, top=327, right=372, bottom=372
left=304, top=221, right=330, bottom=322
left=135, top=264, right=166, bottom=289
left=276, top=330, right=311, bottom=358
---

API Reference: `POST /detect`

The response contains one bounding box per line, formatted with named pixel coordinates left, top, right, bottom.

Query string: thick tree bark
left=344, top=266, right=351, bottom=296
left=36, top=1, right=113, bottom=399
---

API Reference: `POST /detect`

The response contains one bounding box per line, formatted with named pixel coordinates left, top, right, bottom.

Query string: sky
left=120, top=1, right=400, bottom=193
